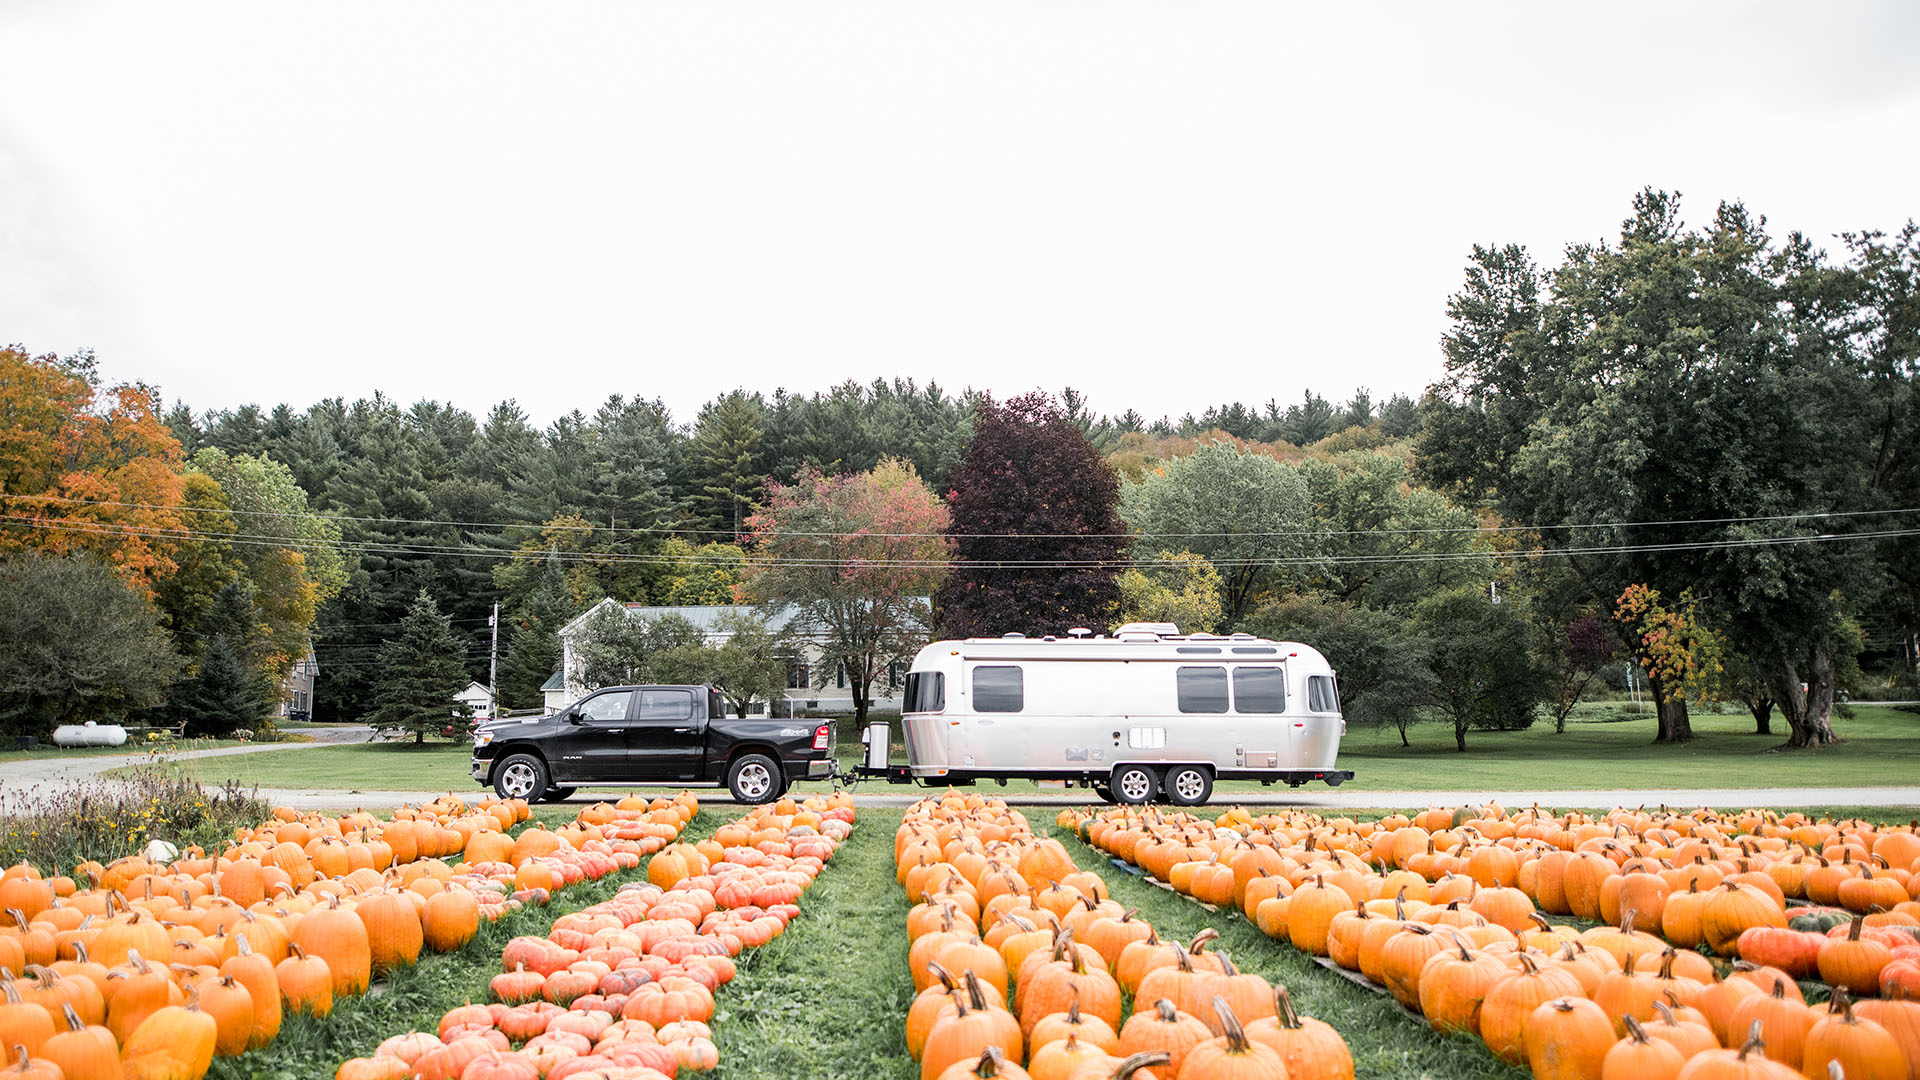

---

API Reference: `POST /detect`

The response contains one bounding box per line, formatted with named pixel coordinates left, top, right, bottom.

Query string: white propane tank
left=51, top=721, right=128, bottom=748
left=864, top=721, right=890, bottom=771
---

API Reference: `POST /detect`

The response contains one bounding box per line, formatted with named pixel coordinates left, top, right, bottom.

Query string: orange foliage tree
left=0, top=347, right=189, bottom=593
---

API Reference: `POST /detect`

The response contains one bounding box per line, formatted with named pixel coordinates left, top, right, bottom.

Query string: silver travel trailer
left=848, top=623, right=1354, bottom=805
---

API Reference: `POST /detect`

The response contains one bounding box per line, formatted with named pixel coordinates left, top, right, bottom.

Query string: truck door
left=551, top=689, right=637, bottom=782
left=624, top=687, right=706, bottom=781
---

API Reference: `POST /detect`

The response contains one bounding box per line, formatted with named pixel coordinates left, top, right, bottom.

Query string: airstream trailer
left=849, top=623, right=1353, bottom=805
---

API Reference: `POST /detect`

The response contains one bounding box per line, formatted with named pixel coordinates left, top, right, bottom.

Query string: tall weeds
left=0, top=764, right=267, bottom=872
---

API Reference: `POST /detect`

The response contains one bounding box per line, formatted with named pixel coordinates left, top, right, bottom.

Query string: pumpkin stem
left=1111, top=1051, right=1172, bottom=1080
left=962, top=969, right=989, bottom=1013
left=1187, top=927, right=1218, bottom=955
left=1209, top=996, right=1251, bottom=1052
left=1847, top=915, right=1865, bottom=942
left=1274, top=985, right=1303, bottom=1030
left=1153, top=998, right=1180, bottom=1024
left=1830, top=987, right=1856, bottom=1023
left=971, top=1046, right=1006, bottom=1077
left=1651, top=1001, right=1676, bottom=1026
left=1737, top=1019, right=1766, bottom=1060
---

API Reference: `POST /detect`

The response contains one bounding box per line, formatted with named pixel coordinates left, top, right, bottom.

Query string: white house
left=454, top=680, right=494, bottom=719
left=549, top=599, right=925, bottom=716
left=274, top=642, right=318, bottom=721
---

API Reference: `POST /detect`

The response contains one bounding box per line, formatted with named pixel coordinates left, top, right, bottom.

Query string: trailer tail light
left=813, top=724, right=831, bottom=751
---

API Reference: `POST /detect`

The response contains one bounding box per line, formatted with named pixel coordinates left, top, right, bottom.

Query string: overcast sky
left=4, top=2, right=1917, bottom=429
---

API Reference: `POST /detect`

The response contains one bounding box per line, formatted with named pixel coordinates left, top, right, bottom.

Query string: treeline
left=5, top=189, right=1915, bottom=753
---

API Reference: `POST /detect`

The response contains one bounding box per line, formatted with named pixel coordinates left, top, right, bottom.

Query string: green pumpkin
left=1787, top=907, right=1851, bottom=934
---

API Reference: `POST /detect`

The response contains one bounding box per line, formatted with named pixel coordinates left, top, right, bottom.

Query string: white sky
left=3, top=1, right=1917, bottom=428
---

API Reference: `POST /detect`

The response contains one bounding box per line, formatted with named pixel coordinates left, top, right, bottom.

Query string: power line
left=6, top=511, right=1918, bottom=570
left=8, top=491, right=1920, bottom=542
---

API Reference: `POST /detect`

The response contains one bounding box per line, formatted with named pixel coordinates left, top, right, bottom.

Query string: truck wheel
left=1165, top=764, right=1213, bottom=806
left=541, top=786, right=577, bottom=803
left=493, top=754, right=549, bottom=801
left=727, top=753, right=783, bottom=804
left=1110, top=764, right=1159, bottom=806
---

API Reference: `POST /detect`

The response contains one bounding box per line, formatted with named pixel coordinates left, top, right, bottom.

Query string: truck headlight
left=473, top=730, right=494, bottom=748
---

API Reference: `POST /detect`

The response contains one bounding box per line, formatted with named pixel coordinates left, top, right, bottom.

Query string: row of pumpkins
left=897, top=794, right=1355, bottom=1080
left=1090, top=803, right=1920, bottom=998
left=0, top=791, right=699, bottom=1079
left=1064, top=803, right=1920, bottom=1080
left=332, top=793, right=857, bottom=1080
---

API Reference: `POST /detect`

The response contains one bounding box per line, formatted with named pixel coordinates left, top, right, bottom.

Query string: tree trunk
left=1398, top=722, right=1410, bottom=748
left=1454, top=714, right=1468, bottom=752
left=1746, top=694, right=1773, bottom=736
left=1643, top=669, right=1694, bottom=743
left=1771, top=650, right=1840, bottom=747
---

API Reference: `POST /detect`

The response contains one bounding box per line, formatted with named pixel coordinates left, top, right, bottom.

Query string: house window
left=836, top=661, right=847, bottom=689
left=1176, top=666, right=1230, bottom=713
left=888, top=661, right=901, bottom=689
left=787, top=660, right=811, bottom=690
left=971, top=666, right=1023, bottom=713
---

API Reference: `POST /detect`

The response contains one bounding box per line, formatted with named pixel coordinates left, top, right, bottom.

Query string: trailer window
left=972, top=666, right=1023, bottom=713
left=1308, top=675, right=1339, bottom=712
left=1232, top=666, right=1286, bottom=713
left=1176, top=666, right=1229, bottom=713
left=904, top=671, right=945, bottom=713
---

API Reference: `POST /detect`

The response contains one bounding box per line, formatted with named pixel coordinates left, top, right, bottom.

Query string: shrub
left=0, top=764, right=267, bottom=873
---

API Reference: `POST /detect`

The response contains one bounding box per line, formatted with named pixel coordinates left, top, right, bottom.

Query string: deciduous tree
left=935, top=392, right=1126, bottom=639
left=0, top=553, right=182, bottom=735
left=745, top=457, right=949, bottom=725
left=1413, top=586, right=1547, bottom=752
left=1115, top=551, right=1225, bottom=634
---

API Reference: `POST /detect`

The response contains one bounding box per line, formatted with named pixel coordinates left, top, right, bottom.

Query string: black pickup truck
left=469, top=684, right=836, bottom=804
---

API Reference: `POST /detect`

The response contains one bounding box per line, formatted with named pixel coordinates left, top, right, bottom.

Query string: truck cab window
left=1232, top=666, right=1286, bottom=713
left=972, top=666, right=1023, bottom=713
left=1308, top=675, right=1339, bottom=713
left=1176, top=666, right=1229, bottom=713
left=579, top=691, right=633, bottom=723
left=637, top=689, right=694, bottom=721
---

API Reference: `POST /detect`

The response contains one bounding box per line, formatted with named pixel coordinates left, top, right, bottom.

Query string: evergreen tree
left=171, top=633, right=270, bottom=737
left=366, top=590, right=474, bottom=743
left=934, top=393, right=1127, bottom=639
left=684, top=390, right=770, bottom=538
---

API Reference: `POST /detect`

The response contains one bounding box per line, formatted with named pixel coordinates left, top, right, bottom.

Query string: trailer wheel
left=1110, top=764, right=1159, bottom=805
left=1164, top=764, right=1213, bottom=806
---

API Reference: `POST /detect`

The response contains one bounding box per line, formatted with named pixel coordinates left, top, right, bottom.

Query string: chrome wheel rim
left=499, top=761, right=539, bottom=799
left=1172, top=768, right=1207, bottom=802
left=1117, top=769, right=1152, bottom=802
left=735, top=762, right=773, bottom=801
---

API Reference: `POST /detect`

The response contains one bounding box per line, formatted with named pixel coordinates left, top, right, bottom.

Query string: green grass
left=207, top=807, right=729, bottom=1080
left=709, top=806, right=917, bottom=1080
left=150, top=704, right=1920, bottom=805
left=1042, top=819, right=1527, bottom=1080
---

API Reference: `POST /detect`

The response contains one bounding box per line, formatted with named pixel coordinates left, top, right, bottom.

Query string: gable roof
left=539, top=669, right=566, bottom=692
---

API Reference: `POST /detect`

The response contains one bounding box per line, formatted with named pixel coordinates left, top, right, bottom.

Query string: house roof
left=539, top=670, right=566, bottom=692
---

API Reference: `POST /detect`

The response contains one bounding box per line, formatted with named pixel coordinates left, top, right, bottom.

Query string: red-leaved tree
left=934, top=392, right=1127, bottom=639
left=743, top=457, right=950, bottom=725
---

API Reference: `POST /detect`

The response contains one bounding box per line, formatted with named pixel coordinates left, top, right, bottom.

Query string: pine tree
left=366, top=590, right=474, bottom=744
left=173, top=634, right=270, bottom=737
left=933, top=393, right=1127, bottom=639
left=684, top=391, right=769, bottom=538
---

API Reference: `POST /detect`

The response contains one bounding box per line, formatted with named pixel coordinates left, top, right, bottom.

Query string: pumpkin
left=1725, top=980, right=1814, bottom=1070
left=1818, top=916, right=1892, bottom=995
left=1670, top=1021, right=1805, bottom=1079
left=1115, top=1000, right=1210, bottom=1080
left=273, top=944, right=334, bottom=1019
left=1523, top=997, right=1614, bottom=1080
left=1700, top=882, right=1787, bottom=957
left=1734, top=927, right=1823, bottom=979
left=421, top=889, right=480, bottom=953
left=354, top=892, right=422, bottom=975
left=42, top=1003, right=123, bottom=1080
left=922, top=971, right=1024, bottom=1080
left=1603, top=1016, right=1686, bottom=1080
left=1802, top=989, right=1904, bottom=1080
left=0, top=979, right=54, bottom=1060
left=1175, top=999, right=1285, bottom=1080
left=120, top=984, right=218, bottom=1080
left=1029, top=988, right=1119, bottom=1056
left=1242, top=986, right=1353, bottom=1080
left=1479, top=952, right=1584, bottom=1065
left=936, top=1045, right=1031, bottom=1080
left=1029, top=1033, right=1118, bottom=1080
left=1, top=1047, right=62, bottom=1080
left=290, top=895, right=370, bottom=998
left=1416, top=936, right=1506, bottom=1037
left=193, top=974, right=254, bottom=1057
left=217, top=936, right=281, bottom=1049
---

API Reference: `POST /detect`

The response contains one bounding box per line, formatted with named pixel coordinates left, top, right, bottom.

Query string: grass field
left=149, top=703, right=1919, bottom=808
left=0, top=736, right=252, bottom=764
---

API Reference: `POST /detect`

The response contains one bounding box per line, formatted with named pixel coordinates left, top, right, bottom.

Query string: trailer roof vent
left=1001, top=632, right=1026, bottom=639
left=1067, top=627, right=1092, bottom=638
left=1113, top=622, right=1179, bottom=639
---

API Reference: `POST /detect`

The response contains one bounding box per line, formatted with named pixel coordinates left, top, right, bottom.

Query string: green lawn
left=0, top=736, right=252, bottom=764
left=151, top=705, right=1919, bottom=810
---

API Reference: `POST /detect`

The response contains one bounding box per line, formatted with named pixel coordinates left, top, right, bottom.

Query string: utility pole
left=488, top=601, right=499, bottom=718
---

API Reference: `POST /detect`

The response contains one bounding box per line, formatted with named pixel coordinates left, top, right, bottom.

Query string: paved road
left=241, top=782, right=1920, bottom=813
